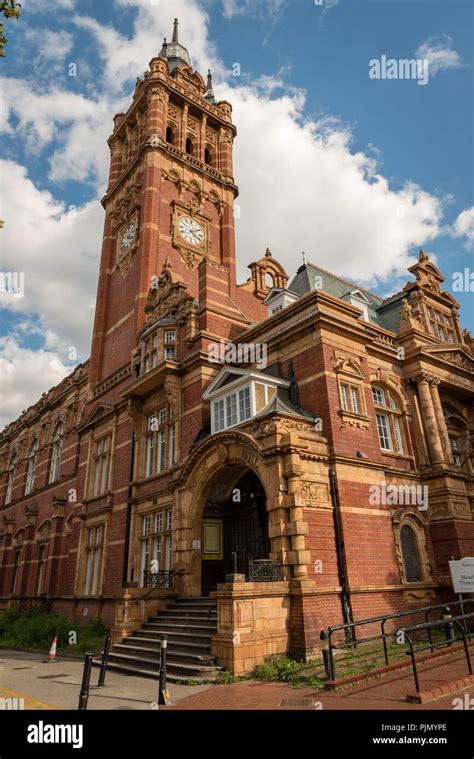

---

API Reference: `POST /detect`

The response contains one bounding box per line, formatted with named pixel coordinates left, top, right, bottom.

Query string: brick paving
left=168, top=650, right=474, bottom=710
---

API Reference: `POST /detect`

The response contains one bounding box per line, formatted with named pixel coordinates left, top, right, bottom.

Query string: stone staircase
left=95, top=597, right=221, bottom=683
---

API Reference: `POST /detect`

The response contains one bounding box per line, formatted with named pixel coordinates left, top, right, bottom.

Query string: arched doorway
left=201, top=469, right=269, bottom=596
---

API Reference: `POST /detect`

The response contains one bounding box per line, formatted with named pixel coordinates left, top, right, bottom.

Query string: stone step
left=115, top=643, right=216, bottom=665
left=104, top=652, right=220, bottom=680
left=122, top=636, right=212, bottom=652
left=144, top=622, right=217, bottom=634
left=93, top=660, right=219, bottom=683
left=134, top=629, right=215, bottom=646
left=147, top=614, right=217, bottom=625
left=155, top=608, right=217, bottom=618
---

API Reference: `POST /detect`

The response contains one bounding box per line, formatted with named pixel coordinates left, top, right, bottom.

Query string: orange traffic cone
left=44, top=635, right=58, bottom=663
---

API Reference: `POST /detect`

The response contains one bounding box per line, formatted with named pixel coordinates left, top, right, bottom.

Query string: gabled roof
left=202, top=366, right=290, bottom=400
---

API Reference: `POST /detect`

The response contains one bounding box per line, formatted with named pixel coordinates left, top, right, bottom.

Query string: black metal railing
left=401, top=612, right=474, bottom=692
left=142, top=570, right=174, bottom=588
left=247, top=559, right=283, bottom=582
left=323, top=598, right=474, bottom=680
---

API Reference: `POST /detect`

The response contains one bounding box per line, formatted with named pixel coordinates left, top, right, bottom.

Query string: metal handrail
left=122, top=568, right=183, bottom=616
left=324, top=598, right=474, bottom=680
left=401, top=611, right=474, bottom=692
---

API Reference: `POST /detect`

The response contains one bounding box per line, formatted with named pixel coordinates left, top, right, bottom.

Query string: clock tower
left=88, top=18, right=250, bottom=392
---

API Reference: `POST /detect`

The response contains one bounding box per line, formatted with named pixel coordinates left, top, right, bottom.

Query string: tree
left=0, top=1, right=22, bottom=58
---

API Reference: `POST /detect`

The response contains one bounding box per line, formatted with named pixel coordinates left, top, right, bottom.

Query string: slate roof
left=288, top=262, right=404, bottom=333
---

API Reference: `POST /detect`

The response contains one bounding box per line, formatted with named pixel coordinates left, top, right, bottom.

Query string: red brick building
left=1, top=20, right=473, bottom=676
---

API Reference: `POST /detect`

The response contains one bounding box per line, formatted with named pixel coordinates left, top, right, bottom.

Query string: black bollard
left=443, top=607, right=455, bottom=647
left=78, top=653, right=94, bottom=710
left=320, top=630, right=333, bottom=681
left=158, top=635, right=169, bottom=705
left=97, top=635, right=112, bottom=687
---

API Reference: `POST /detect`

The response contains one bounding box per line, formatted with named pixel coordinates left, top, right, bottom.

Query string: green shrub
left=0, top=608, right=107, bottom=655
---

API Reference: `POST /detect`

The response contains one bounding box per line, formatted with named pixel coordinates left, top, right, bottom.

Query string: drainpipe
left=122, top=430, right=135, bottom=587
left=329, top=469, right=354, bottom=638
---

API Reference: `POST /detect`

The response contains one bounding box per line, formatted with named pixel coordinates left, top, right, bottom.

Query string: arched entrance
left=201, top=468, right=269, bottom=596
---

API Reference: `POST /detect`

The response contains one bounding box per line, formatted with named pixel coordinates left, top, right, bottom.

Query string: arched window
left=265, top=272, right=274, bottom=289
left=11, top=529, right=24, bottom=595
left=204, top=147, right=213, bottom=166
left=25, top=438, right=39, bottom=495
left=166, top=126, right=174, bottom=145
left=400, top=524, right=422, bottom=582
left=372, top=385, right=405, bottom=454
left=35, top=522, right=51, bottom=595
left=5, top=453, right=17, bottom=505
left=185, top=137, right=193, bottom=155
left=49, top=423, right=64, bottom=484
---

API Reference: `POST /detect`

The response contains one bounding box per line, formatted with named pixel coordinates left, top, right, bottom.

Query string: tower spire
left=172, top=18, right=179, bottom=44
left=204, top=68, right=216, bottom=104
left=164, top=17, right=191, bottom=71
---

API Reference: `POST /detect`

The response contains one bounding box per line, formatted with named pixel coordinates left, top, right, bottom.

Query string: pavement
left=0, top=647, right=473, bottom=711
left=0, top=649, right=212, bottom=710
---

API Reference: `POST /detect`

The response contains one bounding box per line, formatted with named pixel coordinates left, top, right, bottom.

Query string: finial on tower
left=158, top=38, right=167, bottom=58
left=172, top=18, right=179, bottom=44
left=204, top=68, right=216, bottom=103
left=302, top=251, right=307, bottom=265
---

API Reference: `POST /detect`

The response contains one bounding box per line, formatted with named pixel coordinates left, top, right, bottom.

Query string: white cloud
left=452, top=206, right=474, bottom=249
left=36, top=29, right=73, bottom=61
left=0, top=337, right=73, bottom=430
left=416, top=34, right=463, bottom=77
left=222, top=0, right=287, bottom=19
left=0, top=160, right=101, bottom=357
left=223, top=83, right=443, bottom=284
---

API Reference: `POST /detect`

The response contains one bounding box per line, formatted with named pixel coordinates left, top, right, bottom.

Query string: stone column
left=200, top=115, right=207, bottom=162
left=414, top=373, right=445, bottom=465
left=429, top=379, right=454, bottom=464
left=404, top=381, right=429, bottom=467
left=180, top=103, right=188, bottom=153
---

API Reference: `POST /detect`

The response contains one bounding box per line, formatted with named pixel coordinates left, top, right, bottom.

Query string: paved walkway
left=169, top=650, right=474, bottom=711
left=1, top=647, right=473, bottom=711
left=0, top=649, right=211, bottom=710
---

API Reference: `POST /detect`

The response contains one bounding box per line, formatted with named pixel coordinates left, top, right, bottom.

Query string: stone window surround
left=393, top=510, right=431, bottom=586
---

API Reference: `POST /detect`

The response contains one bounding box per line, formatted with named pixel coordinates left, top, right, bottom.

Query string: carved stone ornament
left=435, top=352, right=474, bottom=371
left=300, top=481, right=330, bottom=506
left=116, top=210, right=140, bottom=276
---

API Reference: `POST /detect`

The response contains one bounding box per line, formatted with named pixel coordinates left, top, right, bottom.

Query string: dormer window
left=203, top=368, right=289, bottom=434
left=263, top=288, right=299, bottom=318
left=350, top=290, right=370, bottom=322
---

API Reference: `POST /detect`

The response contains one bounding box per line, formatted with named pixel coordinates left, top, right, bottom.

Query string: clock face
left=121, top=222, right=136, bottom=252
left=178, top=216, right=205, bottom=246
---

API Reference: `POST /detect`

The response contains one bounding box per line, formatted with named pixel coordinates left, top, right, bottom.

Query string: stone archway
left=172, top=431, right=285, bottom=598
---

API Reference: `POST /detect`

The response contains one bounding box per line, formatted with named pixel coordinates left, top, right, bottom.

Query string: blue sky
left=0, top=0, right=473, bottom=427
